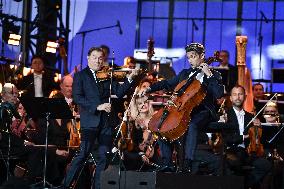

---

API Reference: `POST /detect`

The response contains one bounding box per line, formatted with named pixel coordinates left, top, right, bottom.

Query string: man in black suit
left=63, top=47, right=138, bottom=189
left=141, top=43, right=224, bottom=172
left=224, top=85, right=271, bottom=188
left=17, top=55, right=59, bottom=97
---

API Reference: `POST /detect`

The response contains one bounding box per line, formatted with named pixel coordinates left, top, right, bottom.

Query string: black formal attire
left=224, top=107, right=272, bottom=188
left=16, top=70, right=59, bottom=97
left=63, top=67, right=133, bottom=189
left=148, top=68, right=224, bottom=167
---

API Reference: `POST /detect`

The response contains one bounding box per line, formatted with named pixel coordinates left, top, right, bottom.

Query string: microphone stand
left=257, top=12, right=269, bottom=80
left=191, top=19, right=199, bottom=43
left=76, top=22, right=120, bottom=70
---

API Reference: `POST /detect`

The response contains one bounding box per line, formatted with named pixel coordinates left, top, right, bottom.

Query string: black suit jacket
left=224, top=107, right=253, bottom=147
left=17, top=71, right=59, bottom=97
left=149, top=68, right=224, bottom=120
left=72, top=67, right=132, bottom=130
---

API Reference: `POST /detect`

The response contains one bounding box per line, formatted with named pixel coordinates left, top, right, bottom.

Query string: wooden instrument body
left=247, top=125, right=264, bottom=157
left=117, top=121, right=134, bottom=151
left=148, top=79, right=206, bottom=141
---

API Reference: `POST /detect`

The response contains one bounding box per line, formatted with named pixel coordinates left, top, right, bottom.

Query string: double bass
left=148, top=52, right=220, bottom=141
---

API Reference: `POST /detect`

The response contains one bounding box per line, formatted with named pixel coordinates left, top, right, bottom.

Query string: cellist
left=141, top=43, right=224, bottom=172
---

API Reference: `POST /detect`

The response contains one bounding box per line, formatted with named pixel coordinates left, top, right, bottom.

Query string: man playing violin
left=224, top=85, right=271, bottom=188
left=141, top=43, right=224, bottom=172
left=62, top=47, right=138, bottom=189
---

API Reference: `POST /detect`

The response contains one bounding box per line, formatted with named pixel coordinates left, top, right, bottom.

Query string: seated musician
left=141, top=42, right=224, bottom=172
left=263, top=102, right=280, bottom=124
left=253, top=83, right=266, bottom=114
left=0, top=83, right=43, bottom=182
left=223, top=85, right=271, bottom=188
left=16, top=55, right=59, bottom=97
left=262, top=102, right=284, bottom=189
left=118, top=79, right=159, bottom=171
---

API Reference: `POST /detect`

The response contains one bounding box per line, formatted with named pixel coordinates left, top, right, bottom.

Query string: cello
left=148, top=52, right=220, bottom=141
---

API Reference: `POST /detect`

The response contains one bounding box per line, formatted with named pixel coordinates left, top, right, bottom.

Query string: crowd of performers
left=0, top=43, right=283, bottom=189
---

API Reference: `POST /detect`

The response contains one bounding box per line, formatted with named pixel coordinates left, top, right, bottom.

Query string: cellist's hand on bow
left=198, top=63, right=213, bottom=77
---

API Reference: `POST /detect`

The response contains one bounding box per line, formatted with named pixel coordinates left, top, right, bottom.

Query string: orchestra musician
left=62, top=47, right=138, bottom=189
left=0, top=83, right=43, bottom=183
left=140, top=43, right=224, bottom=172
left=223, top=85, right=271, bottom=188
left=16, top=55, right=59, bottom=97
left=118, top=79, right=159, bottom=171
left=262, top=102, right=283, bottom=189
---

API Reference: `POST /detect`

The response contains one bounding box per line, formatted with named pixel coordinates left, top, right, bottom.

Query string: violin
left=245, top=93, right=278, bottom=157
left=117, top=120, right=134, bottom=152
left=139, top=129, right=157, bottom=159
left=247, top=122, right=264, bottom=157
left=67, top=103, right=81, bottom=147
left=96, top=66, right=127, bottom=81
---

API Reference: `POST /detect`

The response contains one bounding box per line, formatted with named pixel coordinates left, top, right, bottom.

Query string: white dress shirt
left=233, top=107, right=246, bottom=148
left=65, top=97, right=73, bottom=106
left=34, top=73, right=43, bottom=97
left=188, top=70, right=205, bottom=83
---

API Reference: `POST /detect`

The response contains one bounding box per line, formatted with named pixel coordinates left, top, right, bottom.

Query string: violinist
left=262, top=102, right=283, bottom=189
left=121, top=79, right=159, bottom=171
left=100, top=44, right=119, bottom=68
left=224, top=85, right=271, bottom=188
left=263, top=102, right=280, bottom=124
left=62, top=47, right=138, bottom=189
left=253, top=83, right=266, bottom=114
left=140, top=43, right=224, bottom=172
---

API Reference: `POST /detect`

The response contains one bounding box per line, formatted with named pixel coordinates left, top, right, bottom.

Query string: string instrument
left=95, top=66, right=142, bottom=81
left=67, top=103, right=81, bottom=147
left=245, top=93, right=278, bottom=157
left=247, top=124, right=264, bottom=157
left=117, top=119, right=134, bottom=151
left=236, top=36, right=254, bottom=113
left=148, top=51, right=220, bottom=141
left=117, top=87, right=140, bottom=151
left=58, top=38, right=69, bottom=76
left=212, top=99, right=226, bottom=153
left=139, top=129, right=158, bottom=158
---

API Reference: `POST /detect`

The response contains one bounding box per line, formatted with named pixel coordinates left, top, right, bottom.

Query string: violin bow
left=244, top=93, right=278, bottom=131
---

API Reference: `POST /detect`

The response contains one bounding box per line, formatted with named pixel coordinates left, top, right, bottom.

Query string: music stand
left=19, top=97, right=72, bottom=188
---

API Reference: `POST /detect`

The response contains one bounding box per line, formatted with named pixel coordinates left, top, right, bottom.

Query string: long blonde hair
left=129, top=79, right=154, bottom=129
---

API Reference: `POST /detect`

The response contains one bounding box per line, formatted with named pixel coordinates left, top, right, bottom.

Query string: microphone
left=117, top=20, right=123, bottom=35
left=260, top=11, right=269, bottom=23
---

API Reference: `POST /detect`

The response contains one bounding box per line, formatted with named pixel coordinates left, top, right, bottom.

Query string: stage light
left=8, top=34, right=21, bottom=46
left=2, top=18, right=21, bottom=44
left=46, top=41, right=58, bottom=53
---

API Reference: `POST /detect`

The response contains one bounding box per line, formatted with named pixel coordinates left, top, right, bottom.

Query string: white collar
left=233, top=107, right=245, bottom=116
